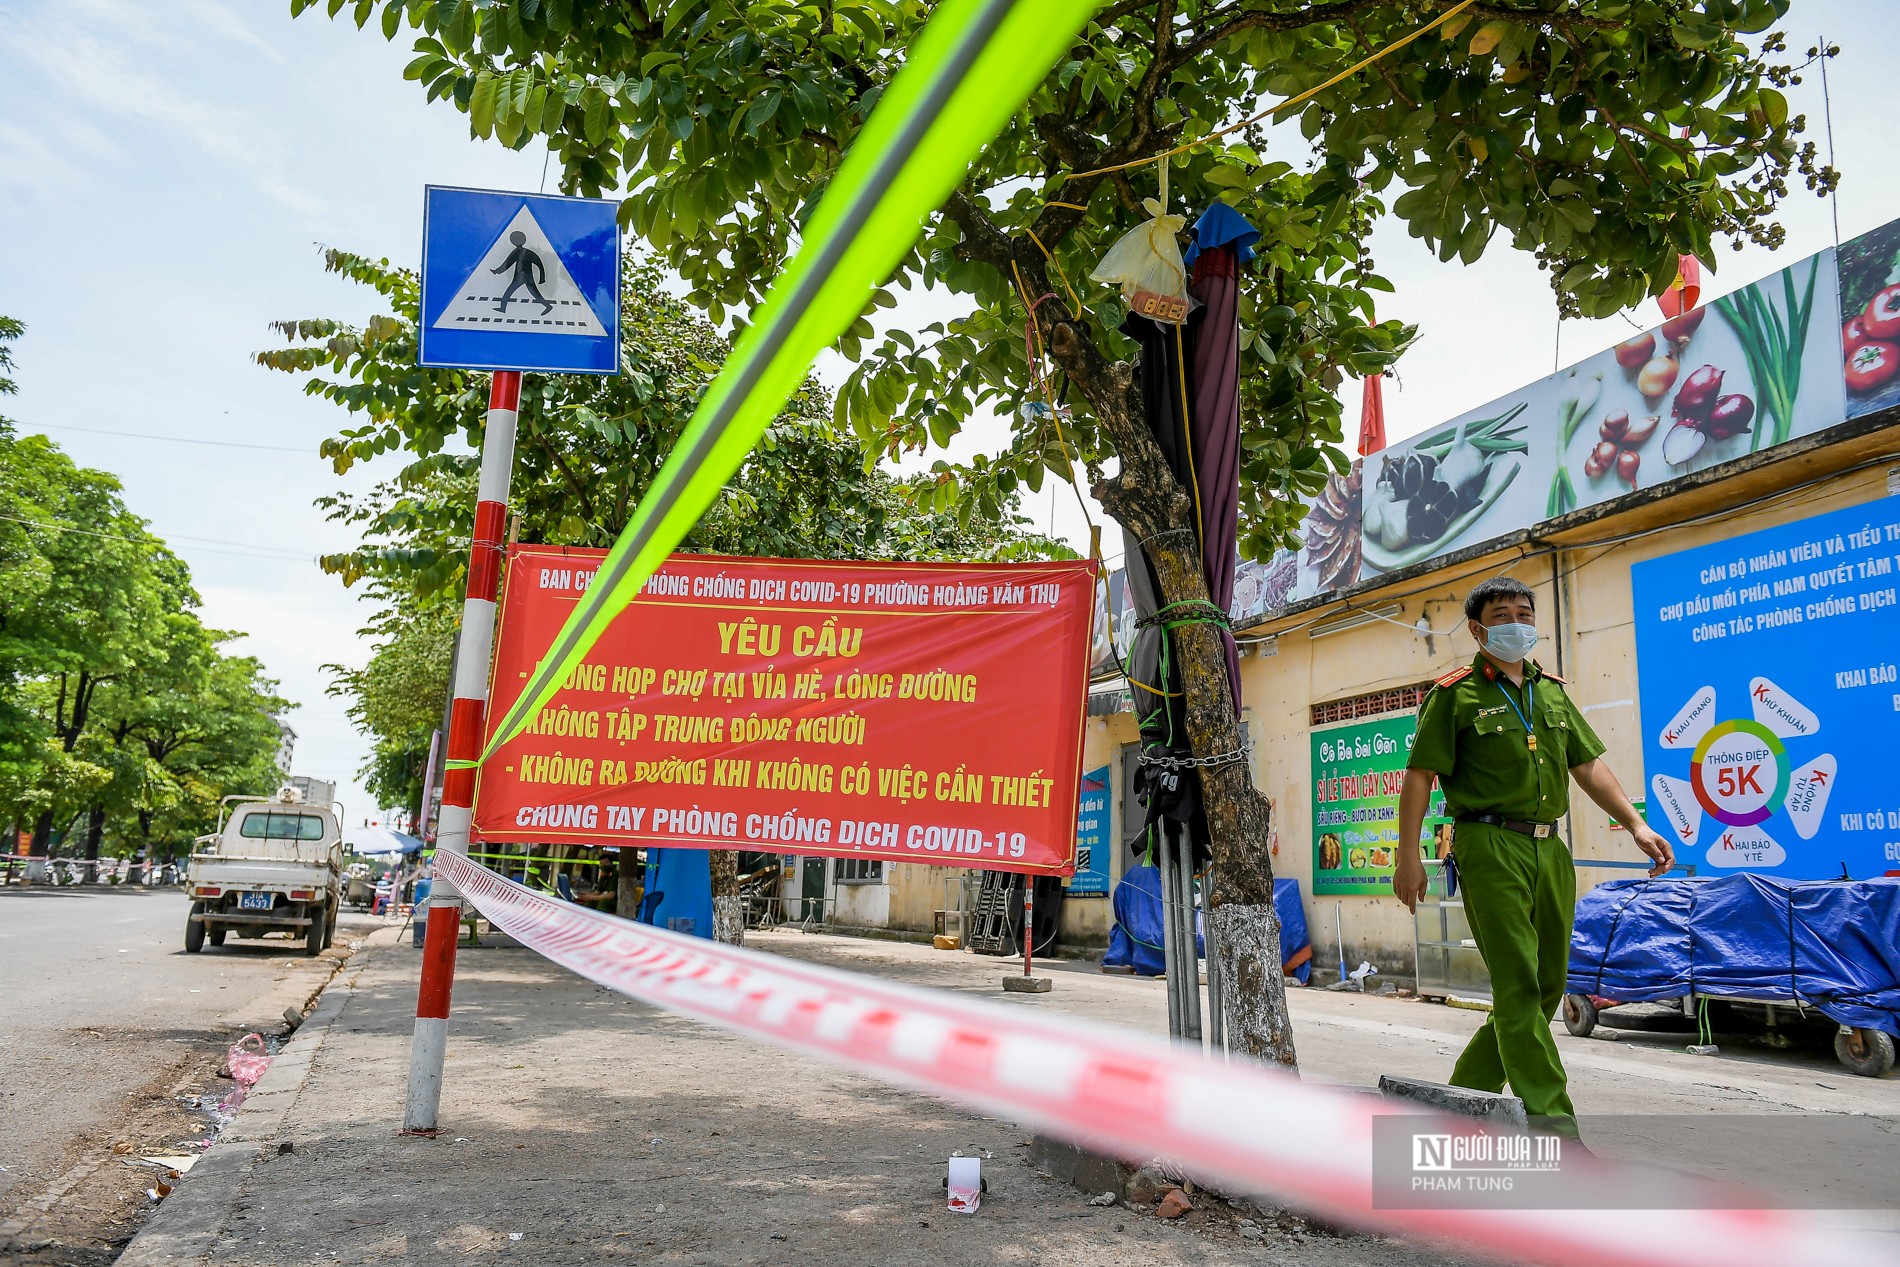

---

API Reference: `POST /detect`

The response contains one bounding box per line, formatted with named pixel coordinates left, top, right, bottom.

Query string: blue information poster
left=1631, top=496, right=1900, bottom=880
left=1067, top=765, right=1110, bottom=895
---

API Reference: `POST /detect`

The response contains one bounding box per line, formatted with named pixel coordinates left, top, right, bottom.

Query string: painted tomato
left=1863, top=285, right=1900, bottom=341
left=1843, top=313, right=1870, bottom=351
left=1845, top=340, right=1900, bottom=395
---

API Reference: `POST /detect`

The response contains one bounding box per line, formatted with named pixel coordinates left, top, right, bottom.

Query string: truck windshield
left=237, top=811, right=327, bottom=841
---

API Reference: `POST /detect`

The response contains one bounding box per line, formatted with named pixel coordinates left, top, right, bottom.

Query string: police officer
left=1394, top=577, right=1671, bottom=1136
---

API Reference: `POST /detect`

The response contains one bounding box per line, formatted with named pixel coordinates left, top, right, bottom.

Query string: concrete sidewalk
left=119, top=927, right=1898, bottom=1265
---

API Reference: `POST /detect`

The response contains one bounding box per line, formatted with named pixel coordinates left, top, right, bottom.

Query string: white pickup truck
left=185, top=786, right=343, bottom=956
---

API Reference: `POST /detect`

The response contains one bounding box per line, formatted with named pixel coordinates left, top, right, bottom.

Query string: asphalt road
left=0, top=885, right=365, bottom=1253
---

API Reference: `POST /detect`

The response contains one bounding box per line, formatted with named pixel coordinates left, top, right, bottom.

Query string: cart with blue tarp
left=1565, top=874, right=1900, bottom=1077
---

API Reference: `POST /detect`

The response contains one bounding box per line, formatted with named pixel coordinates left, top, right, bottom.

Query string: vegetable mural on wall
left=1235, top=234, right=1861, bottom=612
left=1558, top=251, right=1841, bottom=513
left=1149, top=227, right=1886, bottom=652
left=1840, top=220, right=1900, bottom=420
left=1362, top=401, right=1530, bottom=575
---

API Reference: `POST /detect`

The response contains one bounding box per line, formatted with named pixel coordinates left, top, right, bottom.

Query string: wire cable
left=21, top=423, right=316, bottom=454
left=0, top=511, right=316, bottom=561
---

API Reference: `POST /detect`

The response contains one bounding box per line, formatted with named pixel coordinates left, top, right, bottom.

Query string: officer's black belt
left=1457, top=814, right=1558, bottom=839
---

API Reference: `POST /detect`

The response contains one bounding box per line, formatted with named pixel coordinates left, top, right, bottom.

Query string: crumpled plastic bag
left=224, top=1033, right=272, bottom=1088
left=1090, top=197, right=1189, bottom=323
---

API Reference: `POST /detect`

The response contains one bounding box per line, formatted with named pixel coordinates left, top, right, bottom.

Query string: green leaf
left=469, top=70, right=498, bottom=138
left=1670, top=17, right=1724, bottom=50
left=744, top=88, right=782, bottom=136
left=1457, top=218, right=1488, bottom=264
left=1555, top=199, right=1596, bottom=233
left=441, top=0, right=475, bottom=52
left=583, top=87, right=611, bottom=143
left=1757, top=87, right=1788, bottom=130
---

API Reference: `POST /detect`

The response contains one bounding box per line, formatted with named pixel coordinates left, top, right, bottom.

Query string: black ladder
left=966, top=871, right=1020, bottom=954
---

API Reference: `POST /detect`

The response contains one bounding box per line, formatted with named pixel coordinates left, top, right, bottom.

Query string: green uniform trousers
left=1446, top=822, right=1578, bottom=1131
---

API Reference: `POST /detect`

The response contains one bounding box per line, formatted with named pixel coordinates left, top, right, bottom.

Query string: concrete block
left=1029, top=1135, right=1135, bottom=1195
left=1376, top=1074, right=1528, bottom=1129
left=1002, top=975, right=1051, bottom=993
left=1026, top=1136, right=1170, bottom=1207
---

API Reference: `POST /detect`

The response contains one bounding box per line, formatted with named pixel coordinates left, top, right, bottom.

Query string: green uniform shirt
left=1408, top=654, right=1606, bottom=822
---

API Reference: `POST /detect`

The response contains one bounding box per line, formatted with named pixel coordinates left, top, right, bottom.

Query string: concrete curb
left=115, top=932, right=394, bottom=1267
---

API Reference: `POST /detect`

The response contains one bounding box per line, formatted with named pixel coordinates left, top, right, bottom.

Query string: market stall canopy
left=343, top=826, right=426, bottom=857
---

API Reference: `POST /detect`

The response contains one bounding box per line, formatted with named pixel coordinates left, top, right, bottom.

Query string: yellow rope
left=1172, top=322, right=1205, bottom=555
left=1023, top=225, right=1084, bottom=318
left=1060, top=0, right=1481, bottom=184
left=1009, top=259, right=1181, bottom=700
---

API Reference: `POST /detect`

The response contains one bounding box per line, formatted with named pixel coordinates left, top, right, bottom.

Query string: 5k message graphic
left=1648, top=677, right=1836, bottom=869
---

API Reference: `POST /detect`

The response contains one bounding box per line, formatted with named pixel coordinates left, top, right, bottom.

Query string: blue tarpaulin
left=1568, top=875, right=1900, bottom=1038
left=639, top=847, right=713, bottom=939
left=1103, top=868, right=1311, bottom=984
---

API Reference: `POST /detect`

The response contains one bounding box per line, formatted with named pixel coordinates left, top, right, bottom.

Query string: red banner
left=473, top=547, right=1096, bottom=874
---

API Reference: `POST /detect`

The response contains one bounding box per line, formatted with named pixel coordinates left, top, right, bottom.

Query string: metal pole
left=1176, top=837, right=1202, bottom=1042
left=1156, top=828, right=1184, bottom=1039
left=1204, top=878, right=1226, bottom=1056
left=415, top=727, right=443, bottom=843
left=403, top=369, right=520, bottom=1134
left=1818, top=33, right=1840, bottom=250
left=1022, top=877, right=1035, bottom=976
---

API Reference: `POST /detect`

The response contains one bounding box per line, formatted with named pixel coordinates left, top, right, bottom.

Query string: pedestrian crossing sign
left=419, top=186, right=621, bottom=375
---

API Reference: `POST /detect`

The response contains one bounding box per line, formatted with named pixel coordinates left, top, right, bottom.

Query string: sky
left=0, top=0, right=1890, bottom=822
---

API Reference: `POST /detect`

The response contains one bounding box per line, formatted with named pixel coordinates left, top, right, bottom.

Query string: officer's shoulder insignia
left=1537, top=663, right=1567, bottom=684
left=1434, top=666, right=1473, bottom=689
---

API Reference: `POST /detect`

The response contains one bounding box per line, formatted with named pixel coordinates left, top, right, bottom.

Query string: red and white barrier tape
left=439, top=852, right=1868, bottom=1267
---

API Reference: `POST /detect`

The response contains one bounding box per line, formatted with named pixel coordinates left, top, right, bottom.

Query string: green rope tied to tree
left=1135, top=598, right=1231, bottom=633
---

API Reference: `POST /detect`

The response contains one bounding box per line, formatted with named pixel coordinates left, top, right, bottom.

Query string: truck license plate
left=238, top=891, right=273, bottom=911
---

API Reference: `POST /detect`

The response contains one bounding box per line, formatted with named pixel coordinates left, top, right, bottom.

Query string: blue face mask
left=1482, top=622, right=1539, bottom=661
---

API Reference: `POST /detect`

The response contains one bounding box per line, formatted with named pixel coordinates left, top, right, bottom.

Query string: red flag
left=1658, top=255, right=1702, bottom=319
left=1357, top=374, right=1387, bottom=456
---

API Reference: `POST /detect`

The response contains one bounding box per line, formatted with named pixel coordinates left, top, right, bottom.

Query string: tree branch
left=1181, top=0, right=1618, bottom=61
left=1347, top=15, right=1417, bottom=108
left=527, top=428, right=600, bottom=520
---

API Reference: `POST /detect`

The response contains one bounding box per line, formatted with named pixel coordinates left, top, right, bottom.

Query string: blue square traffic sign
left=419, top=185, right=621, bottom=375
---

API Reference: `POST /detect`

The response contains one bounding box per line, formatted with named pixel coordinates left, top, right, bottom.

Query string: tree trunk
left=617, top=848, right=643, bottom=919
left=938, top=195, right=1298, bottom=1065
left=25, top=809, right=51, bottom=884
left=1043, top=319, right=1299, bottom=1070
left=709, top=849, right=743, bottom=945
left=82, top=805, right=105, bottom=883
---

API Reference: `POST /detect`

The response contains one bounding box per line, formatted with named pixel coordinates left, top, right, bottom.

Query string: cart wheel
left=185, top=902, right=206, bottom=954
left=1562, top=993, right=1598, bottom=1038
left=1834, top=1027, right=1896, bottom=1078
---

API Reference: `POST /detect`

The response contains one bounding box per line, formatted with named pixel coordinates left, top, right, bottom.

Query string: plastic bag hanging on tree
left=1091, top=185, right=1189, bottom=324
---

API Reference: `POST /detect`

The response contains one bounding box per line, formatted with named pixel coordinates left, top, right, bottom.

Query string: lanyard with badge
left=1495, top=676, right=1538, bottom=751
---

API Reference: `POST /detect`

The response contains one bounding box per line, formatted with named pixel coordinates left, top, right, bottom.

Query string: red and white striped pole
left=403, top=369, right=520, bottom=1134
